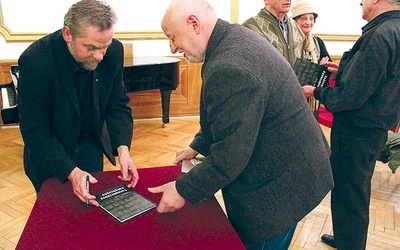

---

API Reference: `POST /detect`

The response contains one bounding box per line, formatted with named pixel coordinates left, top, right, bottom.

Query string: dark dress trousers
left=175, top=19, right=334, bottom=245
left=18, top=30, right=133, bottom=192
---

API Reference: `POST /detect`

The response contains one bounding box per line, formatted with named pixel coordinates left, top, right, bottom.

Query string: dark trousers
left=245, top=224, right=297, bottom=250
left=330, top=126, right=387, bottom=250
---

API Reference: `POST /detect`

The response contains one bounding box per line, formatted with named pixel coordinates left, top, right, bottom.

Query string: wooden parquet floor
left=1, top=117, right=400, bottom=250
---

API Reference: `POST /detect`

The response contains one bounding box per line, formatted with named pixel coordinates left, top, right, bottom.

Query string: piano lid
left=123, top=56, right=180, bottom=93
left=124, top=56, right=180, bottom=67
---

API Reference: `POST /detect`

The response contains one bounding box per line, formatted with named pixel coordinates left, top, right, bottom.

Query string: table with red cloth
left=16, top=166, right=245, bottom=250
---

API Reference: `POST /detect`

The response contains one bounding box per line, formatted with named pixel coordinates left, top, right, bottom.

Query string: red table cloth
left=16, top=166, right=245, bottom=250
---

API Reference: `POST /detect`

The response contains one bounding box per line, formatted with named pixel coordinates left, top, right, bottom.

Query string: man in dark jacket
left=302, top=0, right=400, bottom=248
left=18, top=0, right=138, bottom=205
left=148, top=0, right=334, bottom=249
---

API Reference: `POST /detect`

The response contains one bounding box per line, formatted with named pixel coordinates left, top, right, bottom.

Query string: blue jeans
left=245, top=225, right=297, bottom=250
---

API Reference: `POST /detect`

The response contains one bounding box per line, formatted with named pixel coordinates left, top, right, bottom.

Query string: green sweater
left=377, top=132, right=400, bottom=173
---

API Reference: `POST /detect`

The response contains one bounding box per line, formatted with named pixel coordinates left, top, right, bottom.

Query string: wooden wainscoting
left=127, top=57, right=203, bottom=120
left=331, top=55, right=342, bottom=64
left=0, top=57, right=203, bottom=125
left=0, top=61, right=14, bottom=84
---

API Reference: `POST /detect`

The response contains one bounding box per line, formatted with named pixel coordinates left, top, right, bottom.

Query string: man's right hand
left=68, top=167, right=99, bottom=206
left=173, top=147, right=198, bottom=165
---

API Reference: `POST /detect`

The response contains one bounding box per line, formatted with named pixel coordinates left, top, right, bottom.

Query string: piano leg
left=160, top=89, right=172, bottom=127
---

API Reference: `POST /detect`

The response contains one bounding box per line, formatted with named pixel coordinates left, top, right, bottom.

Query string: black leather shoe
left=321, top=234, right=337, bottom=248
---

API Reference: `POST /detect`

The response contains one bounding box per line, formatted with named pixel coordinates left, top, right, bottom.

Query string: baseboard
left=0, top=123, right=19, bottom=129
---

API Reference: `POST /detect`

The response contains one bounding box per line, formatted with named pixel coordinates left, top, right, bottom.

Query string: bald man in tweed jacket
left=149, top=0, right=333, bottom=248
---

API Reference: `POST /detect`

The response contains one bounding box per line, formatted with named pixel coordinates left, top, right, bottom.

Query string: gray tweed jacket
left=175, top=19, right=333, bottom=245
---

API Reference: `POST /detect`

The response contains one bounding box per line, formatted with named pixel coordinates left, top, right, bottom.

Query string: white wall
left=0, top=0, right=367, bottom=60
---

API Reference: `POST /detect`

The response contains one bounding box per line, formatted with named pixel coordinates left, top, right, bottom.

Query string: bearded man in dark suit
left=18, top=0, right=138, bottom=205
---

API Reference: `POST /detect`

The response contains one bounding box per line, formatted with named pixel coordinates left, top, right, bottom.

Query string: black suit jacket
left=18, top=30, right=133, bottom=191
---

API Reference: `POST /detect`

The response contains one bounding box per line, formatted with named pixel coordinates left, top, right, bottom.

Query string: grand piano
left=123, top=56, right=180, bottom=126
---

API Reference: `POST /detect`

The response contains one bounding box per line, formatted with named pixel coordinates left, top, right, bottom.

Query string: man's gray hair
left=64, top=0, right=118, bottom=37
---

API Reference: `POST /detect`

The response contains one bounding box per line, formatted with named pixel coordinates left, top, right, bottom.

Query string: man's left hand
left=117, top=145, right=139, bottom=188
left=148, top=181, right=186, bottom=213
